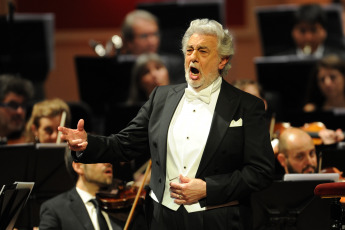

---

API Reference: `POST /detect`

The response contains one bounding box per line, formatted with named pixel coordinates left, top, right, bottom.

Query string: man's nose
left=304, top=31, right=314, bottom=42
left=190, top=51, right=199, bottom=62
left=305, top=155, right=314, bottom=165
left=148, top=34, right=159, bottom=45
left=323, top=76, right=333, bottom=86
left=16, top=106, right=25, bottom=114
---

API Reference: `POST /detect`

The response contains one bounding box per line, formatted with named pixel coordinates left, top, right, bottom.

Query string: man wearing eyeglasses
left=120, top=10, right=185, bottom=85
left=0, top=74, right=34, bottom=145
left=121, top=10, right=160, bottom=55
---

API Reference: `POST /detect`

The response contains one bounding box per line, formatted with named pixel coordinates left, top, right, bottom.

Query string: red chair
left=314, top=182, right=345, bottom=230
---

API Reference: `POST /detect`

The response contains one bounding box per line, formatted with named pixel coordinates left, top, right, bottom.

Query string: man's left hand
left=169, top=175, right=206, bottom=205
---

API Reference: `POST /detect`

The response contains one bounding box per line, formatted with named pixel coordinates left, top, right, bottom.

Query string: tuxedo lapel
left=68, top=188, right=95, bottom=230
left=196, top=81, right=240, bottom=177
left=158, top=84, right=186, bottom=176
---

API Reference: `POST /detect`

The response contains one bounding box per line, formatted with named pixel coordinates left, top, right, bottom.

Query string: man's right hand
left=58, top=119, right=88, bottom=151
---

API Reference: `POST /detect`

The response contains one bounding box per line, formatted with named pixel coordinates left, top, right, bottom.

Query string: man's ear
left=72, top=162, right=84, bottom=175
left=218, top=57, right=229, bottom=70
left=277, top=153, right=289, bottom=174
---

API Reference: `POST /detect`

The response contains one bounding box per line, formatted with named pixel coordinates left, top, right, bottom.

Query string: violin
left=96, top=160, right=152, bottom=230
left=96, top=183, right=146, bottom=211
left=272, top=121, right=326, bottom=145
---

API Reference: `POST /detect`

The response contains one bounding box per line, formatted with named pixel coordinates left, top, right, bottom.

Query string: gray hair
left=181, top=19, right=234, bottom=77
left=121, top=10, right=159, bottom=42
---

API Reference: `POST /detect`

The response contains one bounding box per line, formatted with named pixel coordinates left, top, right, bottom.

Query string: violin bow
left=56, top=110, right=67, bottom=144
left=269, top=113, right=276, bottom=140
left=124, top=159, right=152, bottom=230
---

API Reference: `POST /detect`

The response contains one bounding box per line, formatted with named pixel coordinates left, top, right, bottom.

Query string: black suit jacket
left=39, top=187, right=122, bottom=230
left=75, top=80, right=275, bottom=229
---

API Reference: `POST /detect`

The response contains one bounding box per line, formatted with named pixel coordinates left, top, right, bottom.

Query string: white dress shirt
left=154, top=76, right=222, bottom=213
left=296, top=44, right=324, bottom=58
left=76, top=187, right=113, bottom=230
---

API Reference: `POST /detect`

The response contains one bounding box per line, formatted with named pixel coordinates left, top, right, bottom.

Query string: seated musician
left=39, top=153, right=123, bottom=230
left=24, top=98, right=71, bottom=143
left=276, top=127, right=344, bottom=175
left=276, top=127, right=317, bottom=174
left=0, top=74, right=34, bottom=145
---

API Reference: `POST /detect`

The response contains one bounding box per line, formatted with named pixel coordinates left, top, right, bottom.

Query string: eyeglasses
left=0, top=101, right=27, bottom=111
left=135, top=32, right=160, bottom=40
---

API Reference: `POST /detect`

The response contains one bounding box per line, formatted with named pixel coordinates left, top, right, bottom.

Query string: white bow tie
left=184, top=88, right=211, bottom=104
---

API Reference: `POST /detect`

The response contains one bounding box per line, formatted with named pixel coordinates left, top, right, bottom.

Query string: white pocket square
left=229, top=118, right=242, bottom=127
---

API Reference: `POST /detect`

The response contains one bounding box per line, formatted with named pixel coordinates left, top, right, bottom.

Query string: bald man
left=277, top=127, right=317, bottom=174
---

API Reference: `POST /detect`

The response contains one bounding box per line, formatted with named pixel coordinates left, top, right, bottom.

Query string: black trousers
left=150, top=200, right=203, bottom=230
left=146, top=197, right=245, bottom=230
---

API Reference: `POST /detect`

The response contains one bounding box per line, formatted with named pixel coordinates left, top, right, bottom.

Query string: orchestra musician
left=58, top=18, right=274, bottom=230
left=24, top=98, right=71, bottom=143
left=276, top=127, right=344, bottom=175
left=278, top=3, right=345, bottom=59
left=39, top=152, right=123, bottom=230
left=0, top=74, right=34, bottom=145
left=304, top=54, right=345, bottom=112
left=276, top=127, right=318, bottom=174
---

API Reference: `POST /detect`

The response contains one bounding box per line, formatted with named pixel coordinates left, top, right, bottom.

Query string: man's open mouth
left=190, top=67, right=200, bottom=75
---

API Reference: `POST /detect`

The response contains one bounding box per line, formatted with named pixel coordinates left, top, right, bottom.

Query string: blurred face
left=185, top=33, right=228, bottom=92
left=284, top=135, right=317, bottom=173
left=317, top=67, right=345, bottom=100
left=292, top=22, right=327, bottom=54
left=140, top=60, right=170, bottom=96
left=243, top=84, right=268, bottom=110
left=243, top=84, right=261, bottom=99
left=32, top=115, right=61, bottom=143
left=0, top=92, right=26, bottom=136
left=128, top=19, right=160, bottom=55
left=83, top=163, right=113, bottom=188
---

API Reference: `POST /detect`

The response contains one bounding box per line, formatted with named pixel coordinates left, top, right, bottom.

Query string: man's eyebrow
left=198, top=46, right=209, bottom=50
left=187, top=45, right=209, bottom=49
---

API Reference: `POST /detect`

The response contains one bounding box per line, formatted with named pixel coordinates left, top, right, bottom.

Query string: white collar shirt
left=76, top=187, right=113, bottom=230
left=160, top=76, right=222, bottom=213
left=296, top=45, right=324, bottom=58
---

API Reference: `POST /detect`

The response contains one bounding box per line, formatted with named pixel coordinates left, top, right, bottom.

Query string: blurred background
left=1, top=0, right=334, bottom=102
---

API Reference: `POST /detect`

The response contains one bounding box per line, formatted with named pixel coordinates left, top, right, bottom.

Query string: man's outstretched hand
left=58, top=119, right=88, bottom=151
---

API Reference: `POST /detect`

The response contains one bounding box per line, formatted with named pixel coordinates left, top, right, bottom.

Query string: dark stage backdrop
left=14, top=0, right=245, bottom=29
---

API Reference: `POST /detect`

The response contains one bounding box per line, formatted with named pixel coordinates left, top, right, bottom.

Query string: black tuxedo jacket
left=39, top=187, right=122, bottom=230
left=75, top=79, right=275, bottom=229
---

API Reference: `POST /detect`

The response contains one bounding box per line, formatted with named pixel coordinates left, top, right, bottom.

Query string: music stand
left=104, top=103, right=143, bottom=136
left=291, top=110, right=345, bottom=131
left=319, top=148, right=345, bottom=173
left=255, top=55, right=318, bottom=120
left=0, top=182, right=34, bottom=230
left=0, top=143, right=74, bottom=228
left=74, top=55, right=136, bottom=117
left=251, top=180, right=332, bottom=230
left=255, top=4, right=344, bottom=56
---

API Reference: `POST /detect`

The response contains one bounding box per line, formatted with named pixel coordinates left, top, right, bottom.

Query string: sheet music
left=283, top=173, right=339, bottom=182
